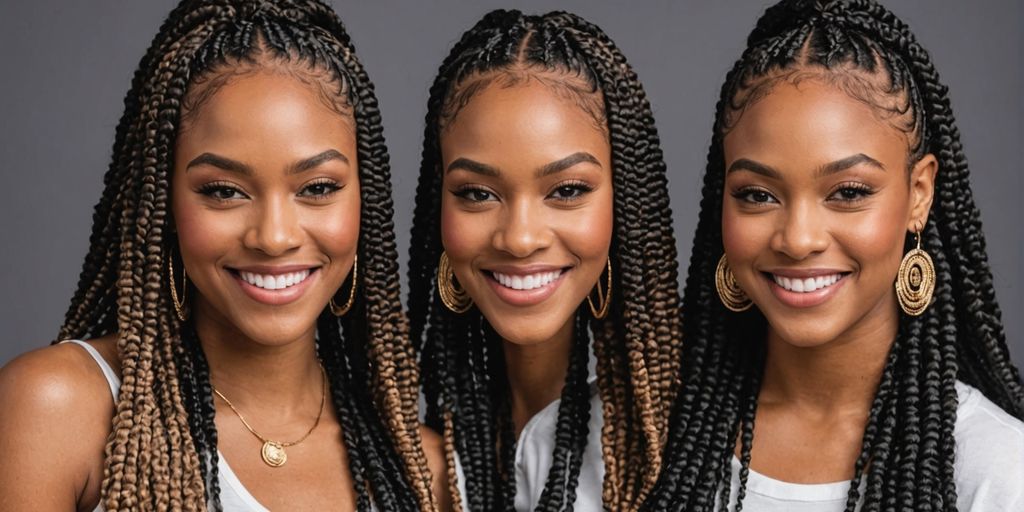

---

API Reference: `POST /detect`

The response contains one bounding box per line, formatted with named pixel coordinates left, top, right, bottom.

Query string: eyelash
left=452, top=185, right=496, bottom=203
left=451, top=180, right=595, bottom=204
left=828, top=182, right=875, bottom=203
left=547, top=180, right=594, bottom=202
left=732, top=186, right=777, bottom=206
left=196, top=179, right=342, bottom=203
left=298, top=178, right=342, bottom=200
left=197, top=181, right=247, bottom=202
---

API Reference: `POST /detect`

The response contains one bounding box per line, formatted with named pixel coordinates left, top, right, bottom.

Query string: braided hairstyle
left=407, top=10, right=683, bottom=511
left=644, top=1, right=1024, bottom=511
left=55, top=1, right=434, bottom=509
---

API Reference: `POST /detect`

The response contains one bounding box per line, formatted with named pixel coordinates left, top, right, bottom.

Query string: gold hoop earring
left=587, top=258, right=613, bottom=319
left=330, top=254, right=358, bottom=316
left=168, top=253, right=189, bottom=321
left=438, top=252, right=472, bottom=313
left=896, top=228, right=935, bottom=316
left=716, top=254, right=751, bottom=312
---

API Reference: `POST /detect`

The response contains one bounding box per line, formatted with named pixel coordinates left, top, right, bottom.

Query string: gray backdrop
left=1, top=1, right=1021, bottom=370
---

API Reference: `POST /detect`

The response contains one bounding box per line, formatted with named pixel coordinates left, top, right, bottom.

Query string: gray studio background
left=1, top=1, right=1021, bottom=370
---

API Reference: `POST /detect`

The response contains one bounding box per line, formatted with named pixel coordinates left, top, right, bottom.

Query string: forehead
left=723, top=79, right=911, bottom=171
left=174, top=70, right=357, bottom=173
left=440, top=78, right=608, bottom=156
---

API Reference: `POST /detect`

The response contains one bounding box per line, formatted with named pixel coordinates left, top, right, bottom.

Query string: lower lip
left=766, top=274, right=849, bottom=308
left=231, top=269, right=319, bottom=306
left=484, top=270, right=568, bottom=307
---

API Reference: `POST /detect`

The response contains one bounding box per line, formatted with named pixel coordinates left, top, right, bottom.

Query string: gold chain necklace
left=212, top=361, right=327, bottom=468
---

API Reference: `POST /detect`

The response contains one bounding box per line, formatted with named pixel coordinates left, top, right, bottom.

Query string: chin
left=766, top=320, right=847, bottom=349
left=487, top=317, right=566, bottom=347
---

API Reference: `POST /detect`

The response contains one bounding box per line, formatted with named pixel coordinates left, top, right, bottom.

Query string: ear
left=907, top=153, right=938, bottom=232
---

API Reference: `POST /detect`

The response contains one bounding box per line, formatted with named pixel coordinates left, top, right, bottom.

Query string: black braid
left=644, top=1, right=1024, bottom=511
left=407, top=9, right=683, bottom=511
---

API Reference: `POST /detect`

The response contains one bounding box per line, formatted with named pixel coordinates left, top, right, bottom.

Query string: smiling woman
left=0, top=1, right=445, bottom=511
left=644, top=1, right=1024, bottom=511
left=407, top=9, right=683, bottom=512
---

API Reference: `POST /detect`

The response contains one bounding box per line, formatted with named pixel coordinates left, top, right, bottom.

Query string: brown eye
left=198, top=182, right=248, bottom=202
left=299, top=180, right=341, bottom=199
left=732, top=187, right=777, bottom=205
left=828, top=184, right=874, bottom=203
left=453, top=186, right=497, bottom=203
left=547, top=180, right=593, bottom=202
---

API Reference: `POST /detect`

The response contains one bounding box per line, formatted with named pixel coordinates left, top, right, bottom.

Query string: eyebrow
left=816, top=153, right=885, bottom=176
left=536, top=152, right=601, bottom=178
left=446, top=152, right=602, bottom=177
left=185, top=149, right=350, bottom=176
left=726, top=153, right=886, bottom=179
left=726, top=158, right=781, bottom=179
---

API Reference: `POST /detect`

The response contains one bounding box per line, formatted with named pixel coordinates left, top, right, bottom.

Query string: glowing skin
left=721, top=79, right=937, bottom=482
left=173, top=71, right=360, bottom=350
left=440, top=77, right=613, bottom=430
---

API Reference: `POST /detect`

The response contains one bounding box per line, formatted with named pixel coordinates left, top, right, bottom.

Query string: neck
left=503, top=319, right=575, bottom=436
left=760, top=299, right=899, bottom=414
left=192, top=302, right=323, bottom=417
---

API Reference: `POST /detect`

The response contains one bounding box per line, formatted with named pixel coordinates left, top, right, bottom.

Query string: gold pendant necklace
left=213, top=361, right=327, bottom=468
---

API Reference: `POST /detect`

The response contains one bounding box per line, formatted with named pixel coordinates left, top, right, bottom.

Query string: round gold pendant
left=261, top=441, right=287, bottom=467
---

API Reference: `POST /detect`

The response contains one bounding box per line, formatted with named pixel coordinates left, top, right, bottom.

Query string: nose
left=244, top=196, right=303, bottom=256
left=769, top=199, right=829, bottom=260
left=491, top=198, right=552, bottom=258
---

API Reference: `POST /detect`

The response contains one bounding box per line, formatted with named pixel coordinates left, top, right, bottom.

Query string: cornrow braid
left=56, top=1, right=433, bottom=509
left=407, top=10, right=683, bottom=511
left=644, top=1, right=1024, bottom=511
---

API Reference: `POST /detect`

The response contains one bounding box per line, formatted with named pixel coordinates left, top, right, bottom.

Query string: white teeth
left=492, top=270, right=563, bottom=291
left=772, top=273, right=843, bottom=293
left=240, top=269, right=311, bottom=290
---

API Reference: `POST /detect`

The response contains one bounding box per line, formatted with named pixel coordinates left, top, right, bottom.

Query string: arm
left=0, top=344, right=115, bottom=511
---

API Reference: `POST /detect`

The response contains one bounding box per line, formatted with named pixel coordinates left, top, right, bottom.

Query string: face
left=440, top=76, right=614, bottom=346
left=172, top=70, right=360, bottom=347
left=722, top=79, right=936, bottom=348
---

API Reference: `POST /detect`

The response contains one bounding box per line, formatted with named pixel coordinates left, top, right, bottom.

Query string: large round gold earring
left=896, top=229, right=935, bottom=316
left=168, top=253, right=189, bottom=322
left=438, top=252, right=472, bottom=313
left=330, top=254, right=358, bottom=316
left=716, top=254, right=752, bottom=312
left=587, top=258, right=612, bottom=319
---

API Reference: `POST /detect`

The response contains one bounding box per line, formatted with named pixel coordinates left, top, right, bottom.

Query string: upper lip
left=763, top=268, right=850, bottom=278
left=228, top=264, right=321, bottom=274
left=482, top=264, right=572, bottom=275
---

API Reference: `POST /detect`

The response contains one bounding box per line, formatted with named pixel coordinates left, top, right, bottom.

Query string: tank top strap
left=61, top=340, right=120, bottom=402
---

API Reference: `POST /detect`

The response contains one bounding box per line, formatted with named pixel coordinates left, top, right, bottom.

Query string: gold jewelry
left=587, top=258, right=613, bottom=319
left=716, top=254, right=752, bottom=312
left=896, top=228, right=935, bottom=316
left=330, top=254, right=358, bottom=316
left=168, top=253, right=189, bottom=321
left=438, top=251, right=472, bottom=313
left=212, top=361, right=327, bottom=468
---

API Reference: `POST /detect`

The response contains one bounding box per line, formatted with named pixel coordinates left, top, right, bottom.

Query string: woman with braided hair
left=645, top=1, right=1024, bottom=511
left=407, top=9, right=683, bottom=512
left=0, top=1, right=448, bottom=510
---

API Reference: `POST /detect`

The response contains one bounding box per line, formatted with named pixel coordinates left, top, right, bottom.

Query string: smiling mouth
left=490, top=269, right=565, bottom=291
left=767, top=272, right=849, bottom=293
left=232, top=268, right=316, bottom=291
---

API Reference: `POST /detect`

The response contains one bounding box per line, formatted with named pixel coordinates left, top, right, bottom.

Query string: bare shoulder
left=419, top=424, right=453, bottom=512
left=0, top=335, right=118, bottom=509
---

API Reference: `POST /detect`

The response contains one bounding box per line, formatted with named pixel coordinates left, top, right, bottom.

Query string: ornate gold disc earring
left=438, top=251, right=472, bottom=313
left=716, top=254, right=752, bottom=312
left=168, top=253, right=189, bottom=321
left=587, top=258, right=612, bottom=319
left=330, top=254, right=358, bottom=316
left=895, top=227, right=935, bottom=316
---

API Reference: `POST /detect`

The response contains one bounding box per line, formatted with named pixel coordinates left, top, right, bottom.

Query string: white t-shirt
left=717, top=381, right=1024, bottom=511
left=452, top=377, right=605, bottom=512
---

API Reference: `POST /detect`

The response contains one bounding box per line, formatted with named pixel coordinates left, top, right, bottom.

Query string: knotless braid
left=644, top=1, right=1024, bottom=511
left=56, top=1, right=432, bottom=509
left=407, top=10, right=682, bottom=511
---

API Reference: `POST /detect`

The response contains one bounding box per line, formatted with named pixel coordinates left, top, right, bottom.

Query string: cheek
left=316, top=191, right=362, bottom=262
left=838, top=208, right=907, bottom=276
left=440, top=194, right=487, bottom=261
left=171, top=184, right=238, bottom=272
left=721, top=205, right=768, bottom=265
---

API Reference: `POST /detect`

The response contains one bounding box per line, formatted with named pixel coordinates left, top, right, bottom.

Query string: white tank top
left=64, top=340, right=271, bottom=512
